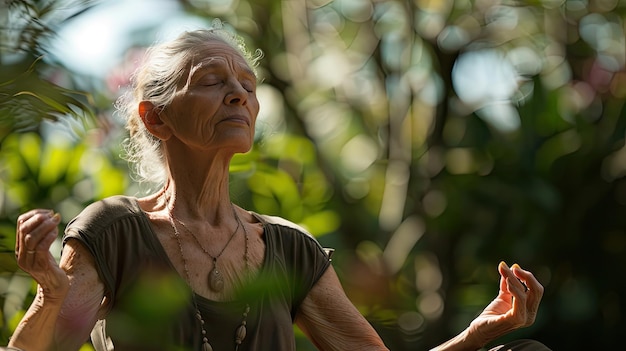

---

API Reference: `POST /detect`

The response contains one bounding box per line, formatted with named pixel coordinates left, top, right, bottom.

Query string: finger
left=20, top=212, right=61, bottom=251
left=16, top=230, right=58, bottom=280
left=511, top=264, right=544, bottom=321
left=499, top=262, right=529, bottom=296
left=511, top=264, right=544, bottom=296
left=505, top=276, right=528, bottom=326
left=497, top=262, right=511, bottom=295
left=19, top=211, right=58, bottom=238
left=15, top=209, right=52, bottom=253
left=36, top=228, right=59, bottom=253
left=505, top=275, right=528, bottom=298
left=16, top=243, right=38, bottom=272
left=16, top=212, right=60, bottom=273
left=17, top=209, right=54, bottom=226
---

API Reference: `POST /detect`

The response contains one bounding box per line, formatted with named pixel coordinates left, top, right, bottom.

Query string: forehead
left=191, top=40, right=252, bottom=71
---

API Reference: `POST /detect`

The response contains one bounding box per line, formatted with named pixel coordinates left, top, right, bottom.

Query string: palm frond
left=0, top=0, right=98, bottom=139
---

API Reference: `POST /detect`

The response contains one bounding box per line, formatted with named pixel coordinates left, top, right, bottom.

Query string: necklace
left=168, top=204, right=251, bottom=351
left=173, top=207, right=240, bottom=292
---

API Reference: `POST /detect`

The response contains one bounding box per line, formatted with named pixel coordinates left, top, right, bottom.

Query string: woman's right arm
left=9, top=210, right=106, bottom=351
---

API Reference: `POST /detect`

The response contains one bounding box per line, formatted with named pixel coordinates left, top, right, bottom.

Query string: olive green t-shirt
left=63, top=195, right=331, bottom=351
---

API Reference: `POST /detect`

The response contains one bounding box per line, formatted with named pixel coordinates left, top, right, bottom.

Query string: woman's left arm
left=295, top=266, right=390, bottom=351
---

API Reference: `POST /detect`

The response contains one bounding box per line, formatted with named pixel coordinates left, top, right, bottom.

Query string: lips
left=220, top=115, right=250, bottom=126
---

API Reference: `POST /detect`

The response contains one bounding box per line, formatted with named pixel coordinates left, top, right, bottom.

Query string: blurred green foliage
left=0, top=0, right=96, bottom=140
left=2, top=0, right=626, bottom=350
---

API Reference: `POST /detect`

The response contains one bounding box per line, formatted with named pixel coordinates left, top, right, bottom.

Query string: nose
left=225, top=80, right=248, bottom=105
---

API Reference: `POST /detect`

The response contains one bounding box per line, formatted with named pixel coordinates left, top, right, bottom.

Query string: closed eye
left=195, top=72, right=222, bottom=87
left=201, top=80, right=222, bottom=87
left=241, top=80, right=256, bottom=93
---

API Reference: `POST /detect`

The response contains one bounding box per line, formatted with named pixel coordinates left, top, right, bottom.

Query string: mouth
left=221, top=115, right=250, bottom=126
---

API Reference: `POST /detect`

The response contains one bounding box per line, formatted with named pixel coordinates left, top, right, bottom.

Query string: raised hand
left=15, top=209, right=69, bottom=299
left=466, top=262, right=544, bottom=347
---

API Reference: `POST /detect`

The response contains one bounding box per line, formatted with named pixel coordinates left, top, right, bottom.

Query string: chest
left=153, top=219, right=266, bottom=301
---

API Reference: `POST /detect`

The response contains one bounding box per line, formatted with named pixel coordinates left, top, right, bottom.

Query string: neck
left=161, top=151, right=235, bottom=225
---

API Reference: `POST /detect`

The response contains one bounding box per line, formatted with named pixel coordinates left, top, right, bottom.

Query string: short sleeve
left=253, top=213, right=332, bottom=318
left=62, top=196, right=167, bottom=308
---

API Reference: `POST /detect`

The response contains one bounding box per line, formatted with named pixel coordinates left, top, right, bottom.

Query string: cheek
left=160, top=108, right=194, bottom=137
left=250, top=98, right=260, bottom=121
left=172, top=95, right=217, bottom=125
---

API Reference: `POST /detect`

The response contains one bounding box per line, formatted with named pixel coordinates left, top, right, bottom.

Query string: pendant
left=208, top=267, right=224, bottom=292
left=202, top=341, right=213, bottom=351
left=235, top=324, right=247, bottom=345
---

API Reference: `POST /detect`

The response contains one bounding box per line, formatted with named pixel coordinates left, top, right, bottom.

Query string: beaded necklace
left=168, top=204, right=251, bottom=351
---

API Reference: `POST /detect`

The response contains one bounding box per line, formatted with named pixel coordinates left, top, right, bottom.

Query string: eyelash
left=201, top=80, right=255, bottom=92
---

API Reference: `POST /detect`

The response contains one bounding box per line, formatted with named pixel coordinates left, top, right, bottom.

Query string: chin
left=227, top=141, right=253, bottom=154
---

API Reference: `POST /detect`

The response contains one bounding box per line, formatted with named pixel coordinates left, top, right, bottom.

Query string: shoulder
left=252, top=212, right=326, bottom=247
left=252, top=212, right=334, bottom=258
left=253, top=213, right=313, bottom=237
left=80, top=195, right=141, bottom=218
left=63, top=195, right=146, bottom=244
left=67, top=195, right=141, bottom=229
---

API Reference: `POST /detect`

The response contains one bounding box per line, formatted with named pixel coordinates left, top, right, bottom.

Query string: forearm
left=8, top=286, right=65, bottom=351
left=430, top=328, right=483, bottom=351
left=297, top=311, right=389, bottom=351
left=296, top=267, right=389, bottom=351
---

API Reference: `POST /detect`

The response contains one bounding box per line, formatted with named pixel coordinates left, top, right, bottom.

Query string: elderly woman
left=10, top=24, right=548, bottom=351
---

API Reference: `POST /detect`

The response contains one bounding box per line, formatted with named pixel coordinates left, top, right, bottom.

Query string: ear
left=138, top=101, right=172, bottom=140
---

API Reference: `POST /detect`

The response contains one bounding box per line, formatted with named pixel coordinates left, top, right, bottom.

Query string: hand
left=466, top=262, right=544, bottom=347
left=15, top=209, right=69, bottom=299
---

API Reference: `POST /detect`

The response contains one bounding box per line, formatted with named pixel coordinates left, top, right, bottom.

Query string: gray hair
left=116, top=21, right=262, bottom=186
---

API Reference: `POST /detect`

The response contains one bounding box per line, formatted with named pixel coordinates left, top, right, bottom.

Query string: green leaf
left=300, top=210, right=340, bottom=237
